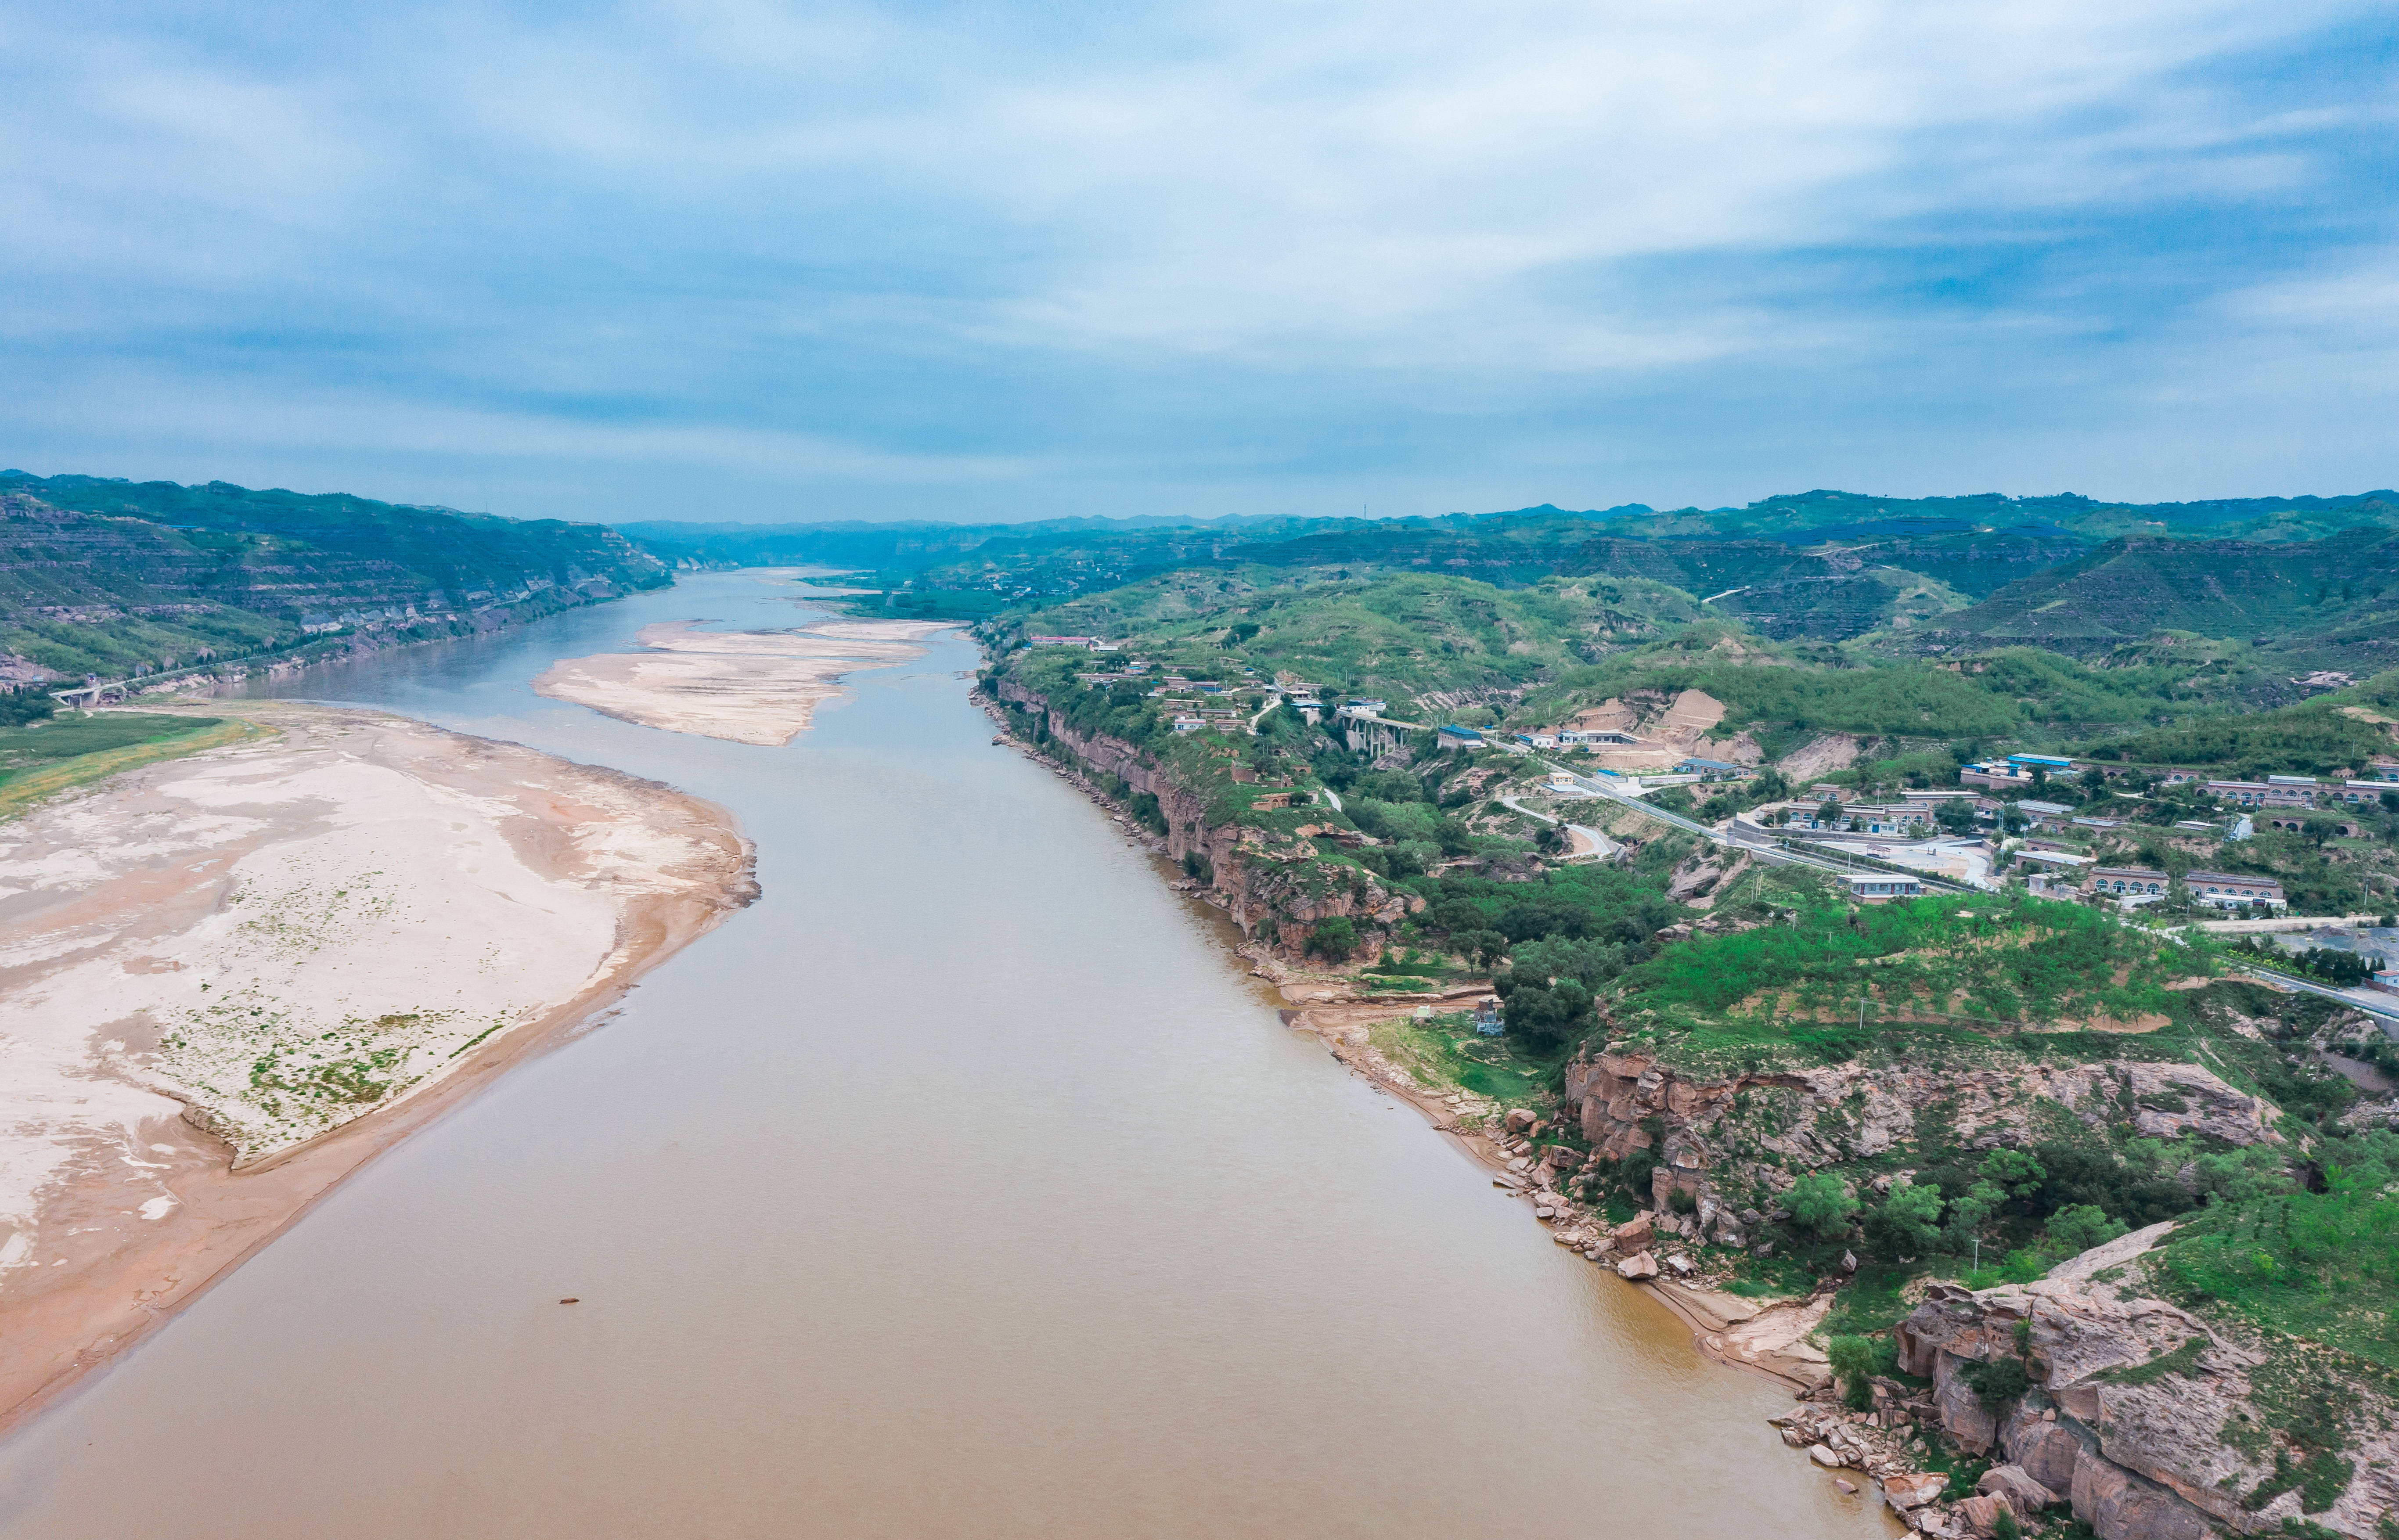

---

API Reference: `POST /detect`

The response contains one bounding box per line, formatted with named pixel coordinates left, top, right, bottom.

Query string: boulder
left=1503, top=1108, right=1538, bottom=1134
left=1807, top=1444, right=1844, bottom=1468
left=1975, top=1463, right=2058, bottom=1518
left=1610, top=1213, right=1654, bottom=1252
left=2068, top=1445, right=2212, bottom=1540
left=1880, top=1472, right=1947, bottom=1509
left=1614, top=1252, right=1658, bottom=1281
left=1954, top=1495, right=2006, bottom=1538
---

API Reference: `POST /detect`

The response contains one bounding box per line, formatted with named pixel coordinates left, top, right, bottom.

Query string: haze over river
left=0, top=573, right=1892, bottom=1538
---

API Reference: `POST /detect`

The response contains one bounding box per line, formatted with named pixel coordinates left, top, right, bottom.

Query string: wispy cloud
left=0, top=0, right=2392, bottom=517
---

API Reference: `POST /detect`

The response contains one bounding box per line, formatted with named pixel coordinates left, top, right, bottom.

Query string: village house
left=2207, top=777, right=2323, bottom=809
left=2185, top=871, right=2285, bottom=909
left=1840, top=872, right=1923, bottom=902
left=2087, top=866, right=2169, bottom=898
left=1960, top=753, right=2075, bottom=789
left=2010, top=799, right=2075, bottom=829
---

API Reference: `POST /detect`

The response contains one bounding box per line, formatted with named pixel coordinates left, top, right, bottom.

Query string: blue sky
left=2, top=0, right=2394, bottom=523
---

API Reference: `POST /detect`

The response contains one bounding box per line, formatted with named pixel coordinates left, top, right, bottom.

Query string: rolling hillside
left=1929, top=533, right=2399, bottom=662
left=1, top=473, right=669, bottom=682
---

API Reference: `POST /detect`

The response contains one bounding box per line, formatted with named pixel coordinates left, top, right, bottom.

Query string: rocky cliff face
left=1892, top=1228, right=2399, bottom=1538
left=993, top=680, right=1419, bottom=951
left=1561, top=1047, right=2277, bottom=1238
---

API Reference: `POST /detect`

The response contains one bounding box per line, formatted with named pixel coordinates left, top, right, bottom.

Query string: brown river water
left=0, top=574, right=1896, bottom=1538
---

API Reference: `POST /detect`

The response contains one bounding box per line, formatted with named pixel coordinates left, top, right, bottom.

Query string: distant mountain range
left=624, top=488, right=2399, bottom=664
left=9, top=470, right=2395, bottom=687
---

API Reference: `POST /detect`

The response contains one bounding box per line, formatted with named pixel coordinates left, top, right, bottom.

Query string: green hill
left=0, top=473, right=670, bottom=681
left=1930, top=533, right=2399, bottom=662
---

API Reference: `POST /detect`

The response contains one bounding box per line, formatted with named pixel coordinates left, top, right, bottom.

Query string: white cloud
left=0, top=0, right=2391, bottom=511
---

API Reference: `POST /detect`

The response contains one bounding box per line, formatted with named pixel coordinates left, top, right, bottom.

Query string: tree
left=1306, top=917, right=1358, bottom=961
left=1981, top=1148, right=2046, bottom=1199
left=1865, top=1180, right=1945, bottom=1259
left=1510, top=935, right=1625, bottom=990
left=1493, top=974, right=1595, bottom=1054
left=1786, top=1173, right=1859, bottom=1239
left=1943, top=1179, right=2013, bottom=1252
left=2043, top=1203, right=2126, bottom=1257
left=1818, top=797, right=1844, bottom=830
left=1827, top=1334, right=1878, bottom=1412
left=1456, top=928, right=1509, bottom=970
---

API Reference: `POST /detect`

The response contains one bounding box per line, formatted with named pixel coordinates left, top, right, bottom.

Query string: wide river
left=0, top=573, right=1894, bottom=1538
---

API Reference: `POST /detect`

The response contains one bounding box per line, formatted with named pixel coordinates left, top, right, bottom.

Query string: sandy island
left=533, top=618, right=955, bottom=745
left=0, top=703, right=756, bottom=1431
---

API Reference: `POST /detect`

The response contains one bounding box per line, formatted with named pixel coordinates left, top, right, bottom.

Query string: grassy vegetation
left=1367, top=1011, right=1561, bottom=1107
left=0, top=711, right=260, bottom=817
left=1018, top=569, right=1705, bottom=703
left=2155, top=1137, right=2399, bottom=1369
left=1612, top=893, right=2209, bottom=1070
left=2082, top=696, right=2398, bottom=776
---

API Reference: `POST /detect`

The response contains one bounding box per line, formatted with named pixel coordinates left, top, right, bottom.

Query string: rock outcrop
left=1892, top=1236, right=2399, bottom=1538
left=994, top=680, right=1420, bottom=951
left=1560, top=1048, right=2277, bottom=1220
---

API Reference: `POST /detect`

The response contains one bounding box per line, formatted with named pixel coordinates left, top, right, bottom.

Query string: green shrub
left=1964, top=1356, right=2031, bottom=1410
left=1827, top=1334, right=1878, bottom=1411
left=1306, top=917, right=1358, bottom=961
left=1787, top=1173, right=1860, bottom=1239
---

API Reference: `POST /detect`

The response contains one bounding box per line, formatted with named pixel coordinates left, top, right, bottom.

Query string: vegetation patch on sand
left=0, top=712, right=263, bottom=818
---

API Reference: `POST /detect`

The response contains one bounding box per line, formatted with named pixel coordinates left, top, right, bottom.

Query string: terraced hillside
left=1929, top=533, right=2399, bottom=661
left=1, top=473, right=670, bottom=682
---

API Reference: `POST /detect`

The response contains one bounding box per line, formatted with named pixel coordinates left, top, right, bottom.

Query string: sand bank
left=0, top=704, right=756, bottom=1430
left=534, top=618, right=954, bottom=745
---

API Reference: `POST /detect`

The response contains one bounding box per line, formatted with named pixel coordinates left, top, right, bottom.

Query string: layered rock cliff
left=992, top=678, right=1421, bottom=951
left=1893, top=1227, right=2399, bottom=1538
left=1560, top=1045, right=2278, bottom=1239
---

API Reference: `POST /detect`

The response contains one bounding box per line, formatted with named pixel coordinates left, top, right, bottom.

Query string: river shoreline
left=0, top=702, right=757, bottom=1436
left=969, top=686, right=1840, bottom=1396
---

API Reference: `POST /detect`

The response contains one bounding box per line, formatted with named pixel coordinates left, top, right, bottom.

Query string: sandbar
left=0, top=703, right=756, bottom=1431
left=533, top=618, right=955, bottom=745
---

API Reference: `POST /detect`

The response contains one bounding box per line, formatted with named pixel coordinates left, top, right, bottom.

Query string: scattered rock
left=1880, top=1472, right=1946, bottom=1509
left=1833, top=1478, right=1857, bottom=1494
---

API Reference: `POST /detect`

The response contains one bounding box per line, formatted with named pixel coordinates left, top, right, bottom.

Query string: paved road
left=1496, top=792, right=1618, bottom=859
left=2229, top=964, right=2399, bottom=1025
left=1536, top=759, right=1888, bottom=883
